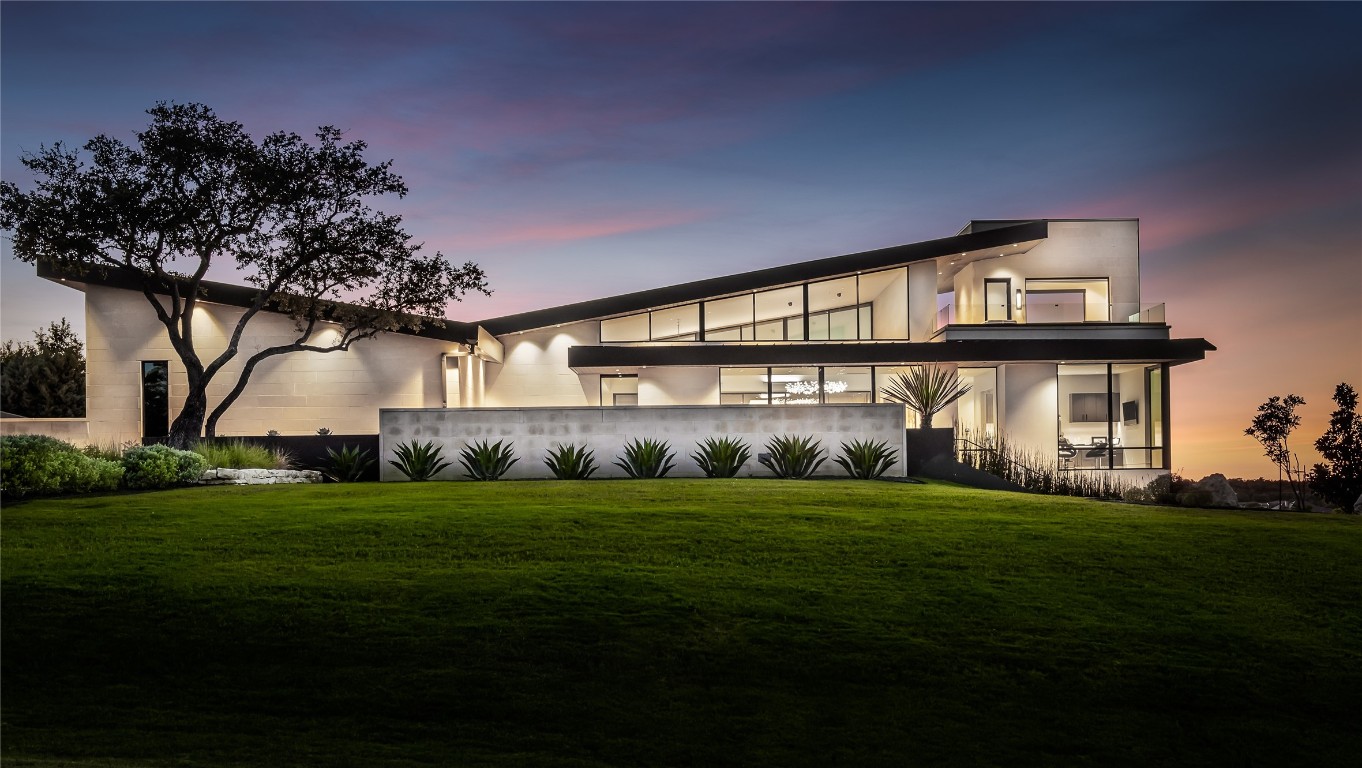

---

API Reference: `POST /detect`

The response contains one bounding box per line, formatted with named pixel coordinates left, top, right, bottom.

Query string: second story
left=481, top=219, right=1168, bottom=347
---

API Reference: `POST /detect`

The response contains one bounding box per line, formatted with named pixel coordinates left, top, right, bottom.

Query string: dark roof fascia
left=481, top=220, right=1050, bottom=335
left=567, top=338, right=1215, bottom=369
left=36, top=261, right=481, bottom=345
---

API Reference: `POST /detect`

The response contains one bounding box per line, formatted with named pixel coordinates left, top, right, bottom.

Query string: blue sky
left=3, top=1, right=1359, bottom=477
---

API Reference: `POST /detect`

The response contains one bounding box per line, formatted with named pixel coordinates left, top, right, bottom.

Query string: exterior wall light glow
left=1015, top=289, right=1023, bottom=311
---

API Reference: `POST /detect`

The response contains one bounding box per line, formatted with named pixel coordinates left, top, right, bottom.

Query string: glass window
left=141, top=361, right=169, bottom=438
left=1024, top=279, right=1109, bottom=322
left=808, top=276, right=857, bottom=313
left=720, top=368, right=769, bottom=405
left=808, top=313, right=829, bottom=341
left=770, top=367, right=820, bottom=405
left=704, top=295, right=754, bottom=338
left=755, top=286, right=803, bottom=324
left=601, top=313, right=649, bottom=342
left=601, top=375, right=639, bottom=406
left=828, top=307, right=858, bottom=340
left=650, top=304, right=699, bottom=340
left=858, top=305, right=873, bottom=339
left=824, top=367, right=872, bottom=404
left=785, top=316, right=805, bottom=341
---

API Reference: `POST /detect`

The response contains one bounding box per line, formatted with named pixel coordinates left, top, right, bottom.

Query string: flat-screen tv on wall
left=1122, top=400, right=1139, bottom=425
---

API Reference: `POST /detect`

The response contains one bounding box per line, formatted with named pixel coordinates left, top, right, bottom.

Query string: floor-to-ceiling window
left=1057, top=362, right=1166, bottom=469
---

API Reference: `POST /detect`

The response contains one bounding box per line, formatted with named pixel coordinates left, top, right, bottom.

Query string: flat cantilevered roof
left=479, top=220, right=1049, bottom=335
left=567, top=338, right=1216, bottom=371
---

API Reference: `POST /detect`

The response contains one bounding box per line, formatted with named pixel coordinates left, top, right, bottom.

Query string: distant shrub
left=1176, top=489, right=1214, bottom=508
left=122, top=444, right=207, bottom=490
left=81, top=440, right=134, bottom=463
left=194, top=439, right=288, bottom=470
left=324, top=444, right=375, bottom=482
left=615, top=438, right=675, bottom=479
left=759, top=435, right=827, bottom=479
left=544, top=443, right=598, bottom=480
left=389, top=440, right=452, bottom=481
left=459, top=440, right=518, bottom=481
left=1, top=435, right=122, bottom=498
left=692, top=437, right=751, bottom=478
left=833, top=438, right=898, bottom=480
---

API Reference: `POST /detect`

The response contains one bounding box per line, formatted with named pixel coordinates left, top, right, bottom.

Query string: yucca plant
left=880, top=364, right=972, bottom=429
left=389, top=440, right=452, bottom=481
left=544, top=442, right=598, bottom=480
left=759, top=434, right=827, bottom=479
left=833, top=438, right=898, bottom=479
left=324, top=444, right=375, bottom=482
left=614, top=438, right=675, bottom=478
left=459, top=439, right=519, bottom=481
left=692, top=436, right=751, bottom=478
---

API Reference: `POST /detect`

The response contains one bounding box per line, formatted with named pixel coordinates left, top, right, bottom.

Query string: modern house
left=23, top=218, right=1213, bottom=479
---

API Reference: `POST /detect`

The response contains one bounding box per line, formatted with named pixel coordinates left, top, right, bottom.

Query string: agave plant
left=544, top=442, right=598, bottom=480
left=879, top=364, right=972, bottom=429
left=389, top=440, right=452, bottom=481
left=324, top=443, right=375, bottom=482
left=614, top=438, right=675, bottom=478
left=692, top=436, right=751, bottom=478
left=459, top=439, right=519, bottom=481
left=758, top=434, right=827, bottom=479
left=832, top=438, right=898, bottom=480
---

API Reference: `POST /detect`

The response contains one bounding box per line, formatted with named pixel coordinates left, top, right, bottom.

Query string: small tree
left=1, top=103, right=488, bottom=448
left=879, top=364, right=971, bottom=429
left=1310, top=383, right=1362, bottom=512
left=1245, top=393, right=1307, bottom=510
left=0, top=319, right=85, bottom=418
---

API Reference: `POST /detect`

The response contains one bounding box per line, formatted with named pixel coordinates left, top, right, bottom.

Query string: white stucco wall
left=1002, top=363, right=1059, bottom=457
left=83, top=284, right=454, bottom=442
left=483, top=320, right=600, bottom=408
left=380, top=404, right=907, bottom=480
left=953, top=220, right=1140, bottom=325
left=640, top=367, right=719, bottom=405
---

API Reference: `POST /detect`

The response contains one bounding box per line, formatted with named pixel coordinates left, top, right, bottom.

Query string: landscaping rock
left=1196, top=473, right=1238, bottom=508
left=198, top=468, right=323, bottom=486
left=1354, top=492, right=1361, bottom=515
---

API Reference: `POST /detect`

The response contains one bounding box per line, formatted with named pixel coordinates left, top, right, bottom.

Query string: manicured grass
left=3, top=480, right=1360, bottom=767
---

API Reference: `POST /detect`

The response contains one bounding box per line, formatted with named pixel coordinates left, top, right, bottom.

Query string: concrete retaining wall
left=379, top=405, right=907, bottom=481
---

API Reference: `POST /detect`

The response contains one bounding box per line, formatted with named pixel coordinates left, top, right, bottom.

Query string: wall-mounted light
left=1014, top=289, right=1023, bottom=311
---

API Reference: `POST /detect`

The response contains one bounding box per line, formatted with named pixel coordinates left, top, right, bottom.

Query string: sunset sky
left=3, top=2, right=1359, bottom=479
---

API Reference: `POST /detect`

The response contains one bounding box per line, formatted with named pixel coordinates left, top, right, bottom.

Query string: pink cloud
left=441, top=208, right=710, bottom=252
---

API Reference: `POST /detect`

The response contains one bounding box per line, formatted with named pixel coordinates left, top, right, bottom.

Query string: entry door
left=984, top=279, right=1012, bottom=322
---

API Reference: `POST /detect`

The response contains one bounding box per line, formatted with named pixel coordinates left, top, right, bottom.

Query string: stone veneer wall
left=379, top=404, right=906, bottom=481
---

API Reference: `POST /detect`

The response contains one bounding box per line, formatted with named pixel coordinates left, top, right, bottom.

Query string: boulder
left=1353, top=492, right=1362, bottom=515
left=1195, top=473, right=1238, bottom=508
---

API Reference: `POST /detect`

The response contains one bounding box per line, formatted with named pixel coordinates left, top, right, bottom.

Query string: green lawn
left=3, top=480, right=1360, bottom=767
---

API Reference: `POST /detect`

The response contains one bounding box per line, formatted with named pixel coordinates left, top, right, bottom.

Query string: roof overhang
left=37, top=261, right=484, bottom=346
left=568, top=338, right=1216, bottom=372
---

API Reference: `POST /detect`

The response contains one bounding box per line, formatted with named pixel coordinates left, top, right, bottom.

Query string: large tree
left=1310, top=383, right=1362, bottom=512
left=1, top=103, right=487, bottom=447
left=0, top=319, right=85, bottom=418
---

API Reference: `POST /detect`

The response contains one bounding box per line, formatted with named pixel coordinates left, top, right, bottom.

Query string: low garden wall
left=379, top=405, right=907, bottom=481
left=1, top=418, right=90, bottom=444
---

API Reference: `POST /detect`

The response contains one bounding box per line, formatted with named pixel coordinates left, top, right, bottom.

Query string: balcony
left=931, top=302, right=1170, bottom=342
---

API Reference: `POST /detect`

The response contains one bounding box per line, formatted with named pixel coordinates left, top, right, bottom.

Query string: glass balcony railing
left=1115, top=303, right=1166, bottom=324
